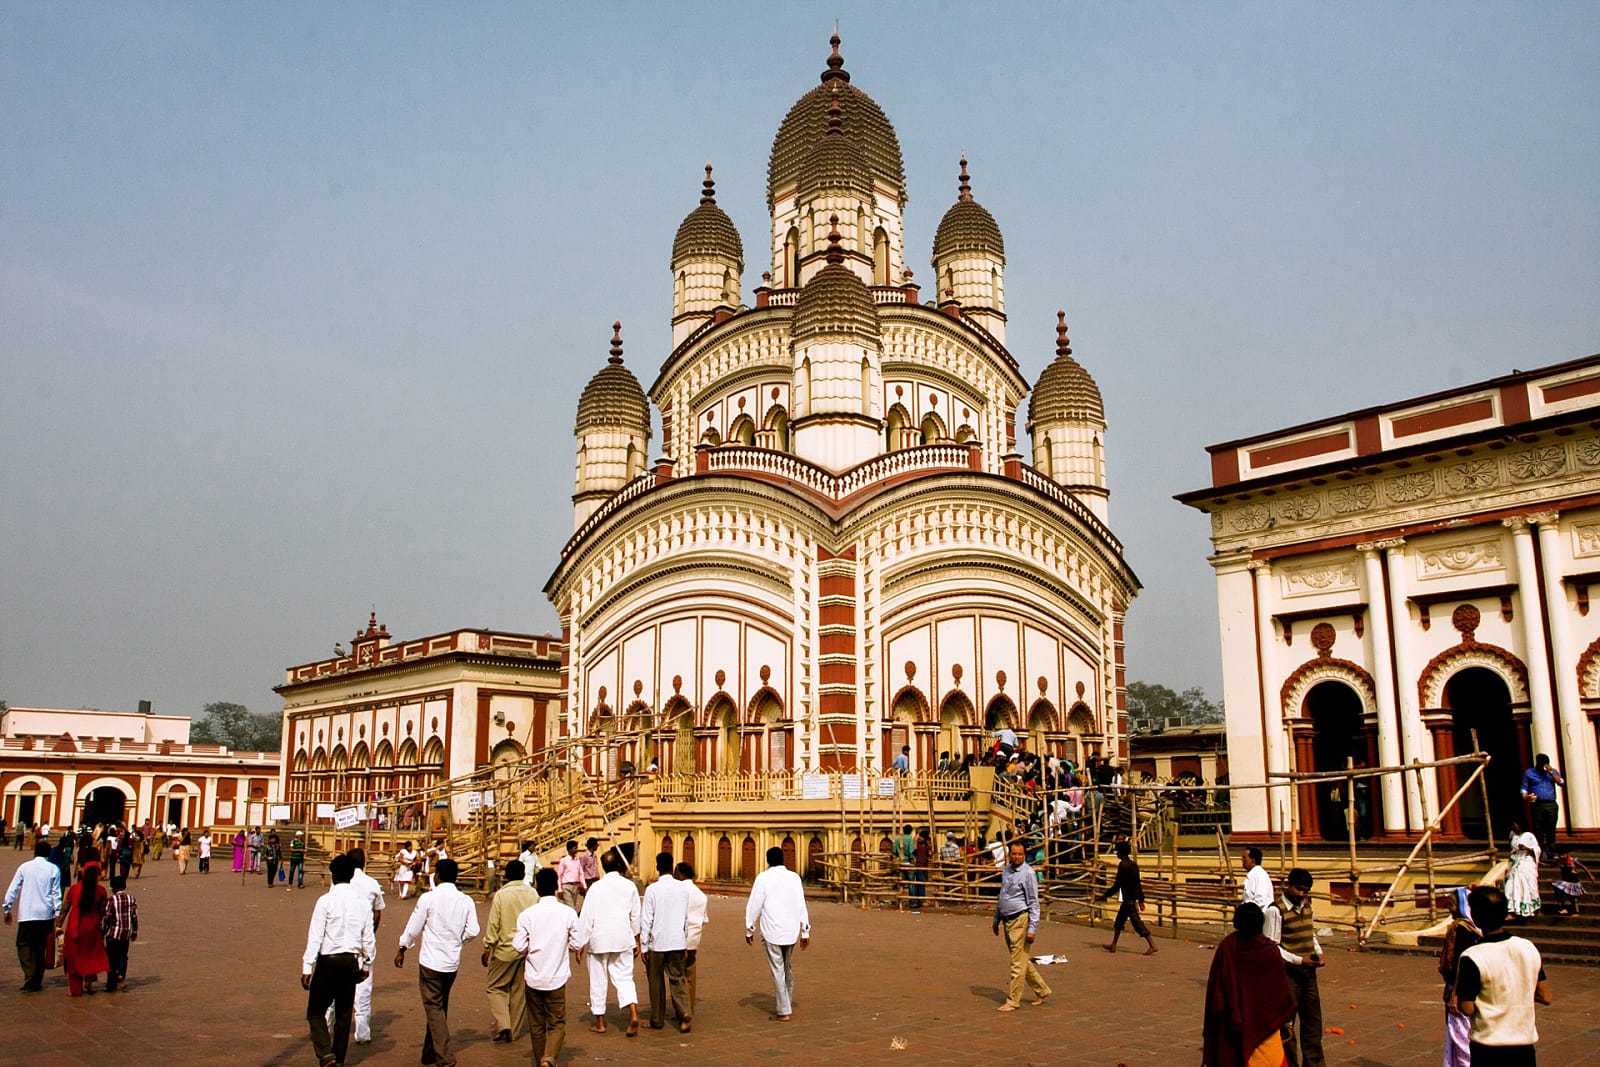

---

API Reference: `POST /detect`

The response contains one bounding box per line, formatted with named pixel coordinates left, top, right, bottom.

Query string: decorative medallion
left=1387, top=472, right=1435, bottom=503
left=1282, top=562, right=1357, bottom=596
left=952, top=663, right=963, bottom=683
left=1575, top=438, right=1600, bottom=468
left=1508, top=446, right=1566, bottom=481
left=1574, top=524, right=1600, bottom=558
left=1442, top=459, right=1499, bottom=493
left=1310, top=623, right=1336, bottom=657
left=405, top=721, right=413, bottom=735
left=1452, top=604, right=1481, bottom=641
left=1075, top=680, right=1085, bottom=699
left=430, top=716, right=438, bottom=731
left=714, top=669, right=726, bottom=688
left=1419, top=540, right=1501, bottom=576
left=633, top=679, right=644, bottom=697
left=598, top=686, right=607, bottom=702
left=1277, top=494, right=1320, bottom=523
left=1329, top=482, right=1377, bottom=514
left=358, top=724, right=365, bottom=738
left=995, top=670, right=1007, bottom=691
left=1232, top=504, right=1270, bottom=533
left=760, top=664, right=772, bottom=684
left=505, top=720, right=516, bottom=735
left=381, top=723, right=389, bottom=736
left=904, top=660, right=915, bottom=682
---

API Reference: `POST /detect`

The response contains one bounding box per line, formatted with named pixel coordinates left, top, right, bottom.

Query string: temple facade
left=546, top=35, right=1139, bottom=780
left=1180, top=354, right=1600, bottom=843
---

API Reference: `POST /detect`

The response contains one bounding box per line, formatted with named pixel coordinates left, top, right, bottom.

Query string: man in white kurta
left=341, top=848, right=387, bottom=1045
left=514, top=868, right=585, bottom=1067
left=639, top=852, right=691, bottom=1031
left=745, top=847, right=811, bottom=1021
left=1241, top=847, right=1275, bottom=909
left=577, top=849, right=641, bottom=1034
left=676, top=861, right=708, bottom=1015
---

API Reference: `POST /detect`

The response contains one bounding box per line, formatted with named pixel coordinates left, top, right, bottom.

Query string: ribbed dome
left=1028, top=312, right=1105, bottom=428
left=932, top=158, right=1004, bottom=261
left=672, top=165, right=744, bottom=266
left=576, top=322, right=651, bottom=433
left=797, top=86, right=874, bottom=199
left=768, top=34, right=905, bottom=209
left=792, top=218, right=880, bottom=341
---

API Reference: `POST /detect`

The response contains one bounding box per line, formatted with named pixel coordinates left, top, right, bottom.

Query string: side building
left=275, top=614, right=563, bottom=825
left=1180, top=354, right=1600, bottom=844
left=1, top=705, right=280, bottom=831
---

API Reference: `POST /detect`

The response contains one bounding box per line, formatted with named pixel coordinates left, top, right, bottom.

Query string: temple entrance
left=1306, top=682, right=1364, bottom=842
left=82, top=785, right=127, bottom=827
left=1446, top=668, right=1520, bottom=840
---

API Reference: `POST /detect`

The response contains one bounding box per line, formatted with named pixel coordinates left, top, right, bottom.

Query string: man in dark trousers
left=1101, top=839, right=1157, bottom=955
left=1457, top=884, right=1553, bottom=1063
left=1265, top=867, right=1324, bottom=1067
left=4, top=840, right=62, bottom=991
left=1520, top=754, right=1564, bottom=859
left=302, top=853, right=374, bottom=1067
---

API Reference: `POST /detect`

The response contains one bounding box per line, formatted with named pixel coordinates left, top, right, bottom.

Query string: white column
left=202, top=775, right=220, bottom=827
left=1252, top=560, right=1289, bottom=833
left=1215, top=554, right=1268, bottom=834
left=1359, top=541, right=1407, bottom=832
left=137, top=773, right=155, bottom=825
left=1506, top=518, right=1561, bottom=763
left=1534, top=514, right=1600, bottom=828
left=60, top=772, right=80, bottom=828
left=1383, top=541, right=1426, bottom=829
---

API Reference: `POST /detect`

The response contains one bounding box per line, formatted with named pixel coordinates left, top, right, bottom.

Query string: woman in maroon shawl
left=1202, top=902, right=1296, bottom=1066
left=57, top=860, right=111, bottom=996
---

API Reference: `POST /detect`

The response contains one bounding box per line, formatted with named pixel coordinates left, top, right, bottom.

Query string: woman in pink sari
left=57, top=861, right=111, bottom=996
left=231, top=829, right=247, bottom=873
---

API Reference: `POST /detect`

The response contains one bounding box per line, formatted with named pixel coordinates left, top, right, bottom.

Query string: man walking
left=992, top=840, right=1051, bottom=1012
left=1457, top=885, right=1553, bottom=1062
left=302, top=854, right=374, bottom=1067
left=518, top=841, right=543, bottom=885
left=344, top=848, right=386, bottom=1045
left=4, top=840, right=63, bottom=992
left=640, top=851, right=691, bottom=1032
left=1242, top=847, right=1274, bottom=908
left=556, top=840, right=587, bottom=912
left=1102, top=839, right=1158, bottom=956
left=675, top=861, right=708, bottom=1016
left=577, top=848, right=641, bottom=1035
left=395, top=858, right=479, bottom=1067
left=745, top=846, right=810, bottom=1022
left=1265, top=868, right=1324, bottom=1067
left=482, top=859, right=538, bottom=1043
left=289, top=831, right=307, bottom=888
left=514, top=867, right=585, bottom=1067
left=263, top=830, right=282, bottom=886
left=1520, top=754, right=1565, bottom=859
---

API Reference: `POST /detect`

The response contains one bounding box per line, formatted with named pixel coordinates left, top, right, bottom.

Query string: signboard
left=465, top=792, right=483, bottom=812
left=841, top=773, right=863, bottom=799
left=332, top=806, right=362, bottom=829
left=877, top=776, right=897, bottom=798
left=314, top=803, right=336, bottom=819
left=268, top=804, right=292, bottom=822
left=801, top=774, right=831, bottom=800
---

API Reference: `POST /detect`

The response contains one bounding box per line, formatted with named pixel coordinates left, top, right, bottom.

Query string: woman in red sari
left=57, top=860, right=111, bottom=996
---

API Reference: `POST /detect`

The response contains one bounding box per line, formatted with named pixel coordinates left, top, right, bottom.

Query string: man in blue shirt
left=991, top=841, right=1051, bottom=1012
left=4, top=840, right=63, bottom=991
left=891, top=746, right=910, bottom=774
left=1520, top=753, right=1564, bottom=859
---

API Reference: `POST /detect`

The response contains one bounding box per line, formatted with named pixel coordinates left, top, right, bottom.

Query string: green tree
left=190, top=701, right=283, bottom=751
left=1126, top=681, right=1222, bottom=726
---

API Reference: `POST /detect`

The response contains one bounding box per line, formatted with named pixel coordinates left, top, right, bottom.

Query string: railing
left=702, top=444, right=976, bottom=502
left=1016, top=466, right=1123, bottom=553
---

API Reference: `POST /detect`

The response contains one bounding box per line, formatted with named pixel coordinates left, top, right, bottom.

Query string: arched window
left=1037, top=435, right=1053, bottom=478
left=764, top=406, right=790, bottom=452
left=625, top=441, right=641, bottom=478
left=873, top=227, right=890, bottom=285
left=861, top=358, right=872, bottom=416
left=797, top=358, right=811, bottom=416
left=721, top=268, right=737, bottom=307
left=727, top=414, right=756, bottom=446
left=675, top=270, right=685, bottom=308
left=786, top=227, right=800, bottom=287
left=885, top=404, right=911, bottom=451
left=920, top=412, right=946, bottom=444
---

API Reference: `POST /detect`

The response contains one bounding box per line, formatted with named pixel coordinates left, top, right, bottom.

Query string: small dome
left=576, top=322, right=651, bottom=433
left=792, top=217, right=880, bottom=341
left=768, top=34, right=906, bottom=209
left=798, top=87, right=874, bottom=200
left=1028, top=312, right=1104, bottom=428
left=932, top=158, right=1004, bottom=262
left=672, top=164, right=744, bottom=266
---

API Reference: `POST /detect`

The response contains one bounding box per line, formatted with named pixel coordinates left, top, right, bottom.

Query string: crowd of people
left=4, top=832, right=141, bottom=996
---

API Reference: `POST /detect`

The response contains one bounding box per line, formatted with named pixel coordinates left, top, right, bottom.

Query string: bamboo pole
left=1415, top=759, right=1438, bottom=924
left=1361, top=760, right=1488, bottom=943
left=1346, top=756, right=1361, bottom=937
left=1473, top=730, right=1497, bottom=864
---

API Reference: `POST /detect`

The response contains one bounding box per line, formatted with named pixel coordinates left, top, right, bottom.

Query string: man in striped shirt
left=101, top=874, right=138, bottom=992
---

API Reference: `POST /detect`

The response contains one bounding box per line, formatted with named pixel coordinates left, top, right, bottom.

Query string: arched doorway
left=81, top=785, right=128, bottom=827
left=1446, top=667, right=1520, bottom=840
left=939, top=692, right=972, bottom=759
left=707, top=697, right=739, bottom=773
left=1305, top=682, right=1363, bottom=842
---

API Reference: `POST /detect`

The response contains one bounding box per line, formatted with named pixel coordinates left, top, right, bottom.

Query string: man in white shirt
left=197, top=828, right=213, bottom=874
left=577, top=848, right=641, bottom=1035
left=4, top=840, right=63, bottom=991
left=344, top=848, right=386, bottom=1045
left=514, top=867, right=585, bottom=1067
left=640, top=851, right=691, bottom=1032
left=745, top=846, right=811, bottom=1022
left=519, top=841, right=543, bottom=886
left=675, top=861, right=708, bottom=1016
left=302, top=854, right=375, bottom=1067
left=1241, top=847, right=1274, bottom=909
left=395, top=858, right=480, bottom=1067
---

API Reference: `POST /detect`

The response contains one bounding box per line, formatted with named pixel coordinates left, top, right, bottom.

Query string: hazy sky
left=3, top=3, right=1596, bottom=722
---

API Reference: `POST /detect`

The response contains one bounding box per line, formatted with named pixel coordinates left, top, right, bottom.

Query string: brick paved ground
left=1, top=849, right=1595, bottom=1066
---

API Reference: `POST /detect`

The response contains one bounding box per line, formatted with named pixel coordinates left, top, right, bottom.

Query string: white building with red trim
left=1180, top=354, right=1600, bottom=843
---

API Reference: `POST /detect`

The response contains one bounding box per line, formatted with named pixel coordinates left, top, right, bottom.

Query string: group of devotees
left=299, top=842, right=809, bottom=1067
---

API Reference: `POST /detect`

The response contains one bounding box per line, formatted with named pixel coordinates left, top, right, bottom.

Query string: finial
left=958, top=157, right=972, bottom=203
left=609, top=321, right=624, bottom=365
left=822, top=29, right=849, bottom=83
left=826, top=214, right=844, bottom=265
left=700, top=163, right=716, bottom=206
left=1055, top=310, right=1071, bottom=358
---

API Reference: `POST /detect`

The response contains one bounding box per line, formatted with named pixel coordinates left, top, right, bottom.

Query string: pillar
left=1534, top=513, right=1600, bottom=828
left=1423, top=714, right=1463, bottom=837
left=1252, top=560, right=1289, bottom=832
left=1382, top=539, right=1428, bottom=829
left=1506, top=517, right=1562, bottom=764
left=1290, top=723, right=1320, bottom=840
left=1359, top=540, right=1408, bottom=832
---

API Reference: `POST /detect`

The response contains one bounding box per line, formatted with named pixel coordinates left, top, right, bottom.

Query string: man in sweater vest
left=1457, top=885, right=1552, bottom=1065
left=1264, top=867, right=1323, bottom=1067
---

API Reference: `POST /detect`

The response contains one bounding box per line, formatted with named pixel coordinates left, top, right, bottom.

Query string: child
left=101, top=874, right=139, bottom=992
left=1553, top=852, right=1591, bottom=916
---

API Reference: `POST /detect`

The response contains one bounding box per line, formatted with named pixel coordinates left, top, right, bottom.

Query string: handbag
left=279, top=866, right=287, bottom=883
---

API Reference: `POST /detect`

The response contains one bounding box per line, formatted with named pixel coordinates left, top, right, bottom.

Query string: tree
left=190, top=701, right=283, bottom=752
left=1126, top=682, right=1222, bottom=726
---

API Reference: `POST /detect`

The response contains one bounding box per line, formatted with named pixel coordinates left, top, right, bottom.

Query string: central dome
left=768, top=34, right=906, bottom=209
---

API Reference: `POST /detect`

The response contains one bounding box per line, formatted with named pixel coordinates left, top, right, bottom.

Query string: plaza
left=2, top=849, right=1595, bottom=1066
